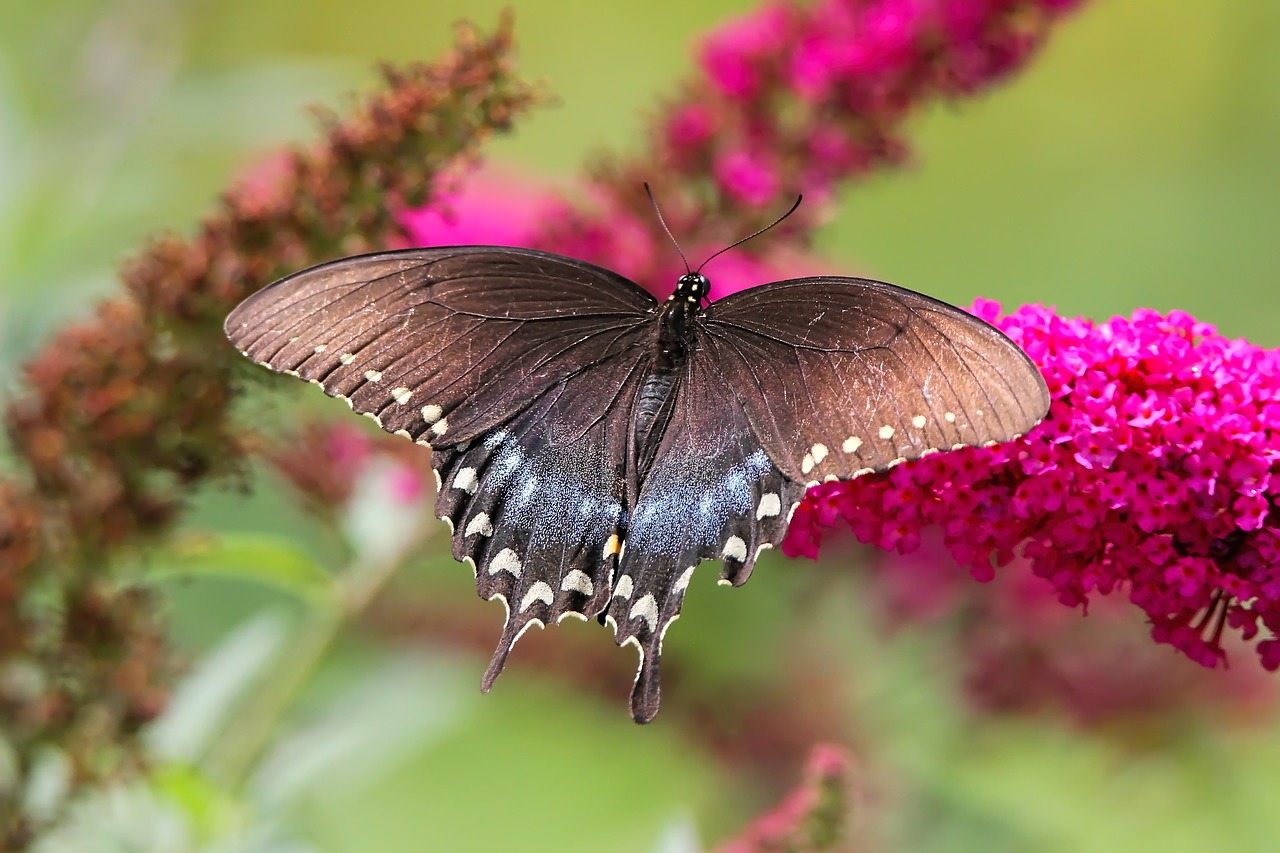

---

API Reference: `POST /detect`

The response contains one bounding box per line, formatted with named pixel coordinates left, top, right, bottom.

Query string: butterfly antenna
left=644, top=182, right=691, bottom=275
left=696, top=194, right=803, bottom=273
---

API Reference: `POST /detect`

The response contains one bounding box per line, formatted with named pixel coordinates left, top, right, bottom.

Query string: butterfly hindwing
left=701, top=277, right=1049, bottom=484
left=603, top=353, right=806, bottom=722
left=432, top=350, right=649, bottom=689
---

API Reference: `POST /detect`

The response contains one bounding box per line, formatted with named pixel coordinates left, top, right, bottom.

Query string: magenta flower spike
left=786, top=302, right=1280, bottom=672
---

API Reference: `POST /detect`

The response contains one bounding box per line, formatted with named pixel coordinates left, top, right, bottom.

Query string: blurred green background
left=2, top=1, right=1279, bottom=851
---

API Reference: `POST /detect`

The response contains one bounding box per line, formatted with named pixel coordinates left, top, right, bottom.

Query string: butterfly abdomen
left=632, top=293, right=704, bottom=478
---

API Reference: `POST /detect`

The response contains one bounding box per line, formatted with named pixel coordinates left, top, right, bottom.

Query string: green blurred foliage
left=2, top=0, right=1279, bottom=851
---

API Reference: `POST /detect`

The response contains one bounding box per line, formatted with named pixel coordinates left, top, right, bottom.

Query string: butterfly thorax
left=632, top=273, right=710, bottom=477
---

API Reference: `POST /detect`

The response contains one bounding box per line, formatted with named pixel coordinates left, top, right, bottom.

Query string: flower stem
left=207, top=521, right=433, bottom=789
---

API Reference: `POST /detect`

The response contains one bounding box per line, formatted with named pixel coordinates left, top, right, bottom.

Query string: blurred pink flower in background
left=868, top=538, right=1275, bottom=727
left=399, top=168, right=831, bottom=300
left=400, top=169, right=552, bottom=247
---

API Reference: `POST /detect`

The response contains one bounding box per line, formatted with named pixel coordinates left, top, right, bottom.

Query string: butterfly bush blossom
left=786, top=303, right=1280, bottom=672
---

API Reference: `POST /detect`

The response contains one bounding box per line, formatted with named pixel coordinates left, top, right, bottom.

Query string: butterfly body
left=225, top=246, right=1049, bottom=722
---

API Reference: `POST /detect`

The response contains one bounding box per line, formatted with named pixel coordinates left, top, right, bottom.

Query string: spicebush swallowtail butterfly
left=225, top=242, right=1049, bottom=722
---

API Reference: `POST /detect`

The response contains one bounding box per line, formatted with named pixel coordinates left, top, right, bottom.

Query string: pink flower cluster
left=400, top=171, right=829, bottom=301
left=786, top=303, right=1280, bottom=673
left=528, top=0, right=1083, bottom=296
left=693, top=0, right=1082, bottom=208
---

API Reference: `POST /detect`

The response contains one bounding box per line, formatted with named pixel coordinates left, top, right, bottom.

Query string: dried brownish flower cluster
left=0, top=19, right=538, bottom=845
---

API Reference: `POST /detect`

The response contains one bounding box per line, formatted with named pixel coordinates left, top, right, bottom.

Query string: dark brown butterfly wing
left=699, top=277, right=1049, bottom=485
left=226, top=246, right=663, bottom=694
left=225, top=246, right=657, bottom=449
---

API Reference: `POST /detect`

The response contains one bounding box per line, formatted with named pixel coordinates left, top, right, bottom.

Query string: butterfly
left=224, top=240, right=1049, bottom=722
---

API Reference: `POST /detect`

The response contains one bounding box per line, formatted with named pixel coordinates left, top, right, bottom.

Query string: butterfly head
left=673, top=272, right=710, bottom=304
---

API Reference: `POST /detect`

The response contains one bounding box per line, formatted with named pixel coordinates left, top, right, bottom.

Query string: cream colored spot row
left=629, top=594, right=659, bottom=631
left=911, top=414, right=927, bottom=429
left=879, top=424, right=896, bottom=440
left=613, top=575, right=634, bottom=600
left=465, top=512, right=493, bottom=537
left=364, top=369, right=383, bottom=383
left=490, top=548, right=522, bottom=578
left=391, top=387, right=412, bottom=405
left=453, top=467, right=479, bottom=495
left=843, top=435, right=863, bottom=454
left=756, top=492, right=781, bottom=519
left=722, top=535, right=748, bottom=562
left=520, top=582, right=554, bottom=612
left=561, top=570, right=594, bottom=596
left=339, top=353, right=356, bottom=365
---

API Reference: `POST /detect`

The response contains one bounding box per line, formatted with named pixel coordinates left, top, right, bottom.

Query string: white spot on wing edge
left=339, top=353, right=356, bottom=365
left=487, top=591, right=510, bottom=626
left=520, top=581, right=554, bottom=612
left=912, top=414, right=927, bottom=429
left=464, top=512, right=493, bottom=537
left=842, top=435, right=863, bottom=454
left=756, top=493, right=781, bottom=519
left=879, top=424, right=896, bottom=440
left=810, top=443, right=828, bottom=463
left=489, top=548, right=522, bottom=578
left=361, top=411, right=382, bottom=427
left=658, top=613, right=681, bottom=652
left=364, top=369, right=383, bottom=383
left=560, top=570, right=593, bottom=596
left=453, top=467, right=479, bottom=494
left=511, top=617, right=544, bottom=649
left=629, top=594, right=659, bottom=631
left=431, top=418, right=449, bottom=437
left=722, top=535, right=748, bottom=562
left=613, top=575, right=634, bottom=600
left=673, top=566, right=695, bottom=593
left=421, top=404, right=443, bottom=423
left=802, top=453, right=815, bottom=475
left=391, top=386, right=412, bottom=405
left=393, top=429, right=412, bottom=440
left=313, top=344, right=328, bottom=354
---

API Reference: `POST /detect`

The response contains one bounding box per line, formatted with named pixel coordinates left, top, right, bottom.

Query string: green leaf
left=147, top=612, right=291, bottom=766
left=150, top=533, right=338, bottom=606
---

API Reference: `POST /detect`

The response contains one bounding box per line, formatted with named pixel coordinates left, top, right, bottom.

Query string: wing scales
left=602, top=354, right=806, bottom=722
left=224, top=246, right=659, bottom=448
left=702, top=276, right=1049, bottom=484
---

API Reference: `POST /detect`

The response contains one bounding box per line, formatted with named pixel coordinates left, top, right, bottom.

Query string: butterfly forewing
left=701, top=277, right=1049, bottom=484
left=225, top=247, right=658, bottom=448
